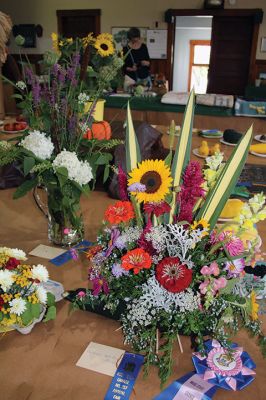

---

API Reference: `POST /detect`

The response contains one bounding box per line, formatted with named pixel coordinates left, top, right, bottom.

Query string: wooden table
left=0, top=127, right=265, bottom=400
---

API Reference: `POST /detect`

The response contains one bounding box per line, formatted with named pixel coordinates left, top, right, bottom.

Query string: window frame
left=188, top=40, right=211, bottom=92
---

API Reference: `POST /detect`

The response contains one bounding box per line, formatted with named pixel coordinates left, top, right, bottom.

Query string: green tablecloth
left=104, top=95, right=234, bottom=117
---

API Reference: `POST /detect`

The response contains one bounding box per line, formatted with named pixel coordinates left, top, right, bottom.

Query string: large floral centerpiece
left=0, top=33, right=123, bottom=245
left=71, top=93, right=266, bottom=383
left=0, top=247, right=56, bottom=333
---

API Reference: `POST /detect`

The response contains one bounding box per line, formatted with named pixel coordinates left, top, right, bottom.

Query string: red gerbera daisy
left=121, top=248, right=152, bottom=274
left=104, top=201, right=135, bottom=225
left=155, top=257, right=192, bottom=293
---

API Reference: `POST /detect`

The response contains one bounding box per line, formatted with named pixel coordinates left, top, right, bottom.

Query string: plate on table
left=254, top=134, right=266, bottom=143
left=192, top=148, right=208, bottom=159
left=200, top=130, right=223, bottom=139
left=220, top=138, right=237, bottom=147
left=250, top=151, right=266, bottom=158
left=0, top=127, right=28, bottom=134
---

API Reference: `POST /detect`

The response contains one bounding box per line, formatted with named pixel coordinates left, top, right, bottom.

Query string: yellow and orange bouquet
left=0, top=247, right=56, bottom=332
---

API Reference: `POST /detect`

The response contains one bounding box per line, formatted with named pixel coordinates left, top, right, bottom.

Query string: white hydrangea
left=16, top=80, right=27, bottom=90
left=52, top=150, right=93, bottom=186
left=20, top=130, right=54, bottom=160
left=31, top=264, right=49, bottom=282
left=9, top=298, right=27, bottom=316
left=0, top=269, right=14, bottom=291
left=35, top=286, right=48, bottom=304
left=0, top=247, right=27, bottom=260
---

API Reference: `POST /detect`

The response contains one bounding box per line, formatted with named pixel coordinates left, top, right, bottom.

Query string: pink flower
left=213, top=277, right=227, bottom=291
left=216, top=231, right=244, bottom=257
left=77, top=291, right=86, bottom=298
left=64, top=228, right=71, bottom=234
left=224, top=258, right=245, bottom=278
left=199, top=280, right=210, bottom=294
left=201, top=262, right=220, bottom=276
left=118, top=164, right=128, bottom=201
left=91, top=276, right=109, bottom=296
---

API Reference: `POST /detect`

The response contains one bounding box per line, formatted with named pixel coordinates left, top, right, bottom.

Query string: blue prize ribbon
left=104, top=352, right=144, bottom=400
left=153, top=372, right=217, bottom=400
left=50, top=240, right=92, bottom=266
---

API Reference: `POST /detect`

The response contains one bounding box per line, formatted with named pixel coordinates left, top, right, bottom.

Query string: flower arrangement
left=1, top=32, right=123, bottom=245
left=0, top=247, right=56, bottom=332
left=71, top=93, right=266, bottom=384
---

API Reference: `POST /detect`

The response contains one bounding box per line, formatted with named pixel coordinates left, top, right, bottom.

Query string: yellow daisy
left=191, top=219, right=210, bottom=236
left=128, top=159, right=173, bottom=203
left=250, top=290, right=259, bottom=320
left=82, top=33, right=95, bottom=48
left=94, top=33, right=114, bottom=57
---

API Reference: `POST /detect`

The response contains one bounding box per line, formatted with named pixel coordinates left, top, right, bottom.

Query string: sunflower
left=191, top=219, right=210, bottom=236
left=94, top=33, right=114, bottom=57
left=82, top=33, right=95, bottom=48
left=128, top=159, right=173, bottom=203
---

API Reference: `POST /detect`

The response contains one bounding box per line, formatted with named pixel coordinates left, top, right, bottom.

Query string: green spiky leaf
left=125, top=102, right=141, bottom=172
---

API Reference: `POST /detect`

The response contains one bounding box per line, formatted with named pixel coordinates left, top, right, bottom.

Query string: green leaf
left=103, top=164, right=110, bottom=183
left=219, top=278, right=238, bottom=295
left=56, top=167, right=68, bottom=187
left=12, top=94, right=23, bottom=100
left=164, top=150, right=173, bottom=167
left=23, top=156, right=35, bottom=176
left=95, top=153, right=112, bottom=165
left=43, top=305, right=56, bottom=322
left=13, top=177, right=38, bottom=199
left=21, top=303, right=33, bottom=326
left=0, top=311, right=3, bottom=322
left=196, top=125, right=253, bottom=229
left=31, top=303, right=41, bottom=319
left=46, top=292, right=55, bottom=307
left=126, top=102, right=141, bottom=172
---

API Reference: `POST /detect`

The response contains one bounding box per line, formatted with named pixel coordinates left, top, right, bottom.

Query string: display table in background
left=104, top=95, right=266, bottom=132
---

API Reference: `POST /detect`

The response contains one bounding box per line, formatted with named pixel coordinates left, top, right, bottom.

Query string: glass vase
left=47, top=186, right=84, bottom=247
left=34, top=185, right=84, bottom=247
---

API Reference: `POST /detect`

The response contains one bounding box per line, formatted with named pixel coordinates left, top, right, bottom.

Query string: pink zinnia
left=218, top=231, right=244, bottom=256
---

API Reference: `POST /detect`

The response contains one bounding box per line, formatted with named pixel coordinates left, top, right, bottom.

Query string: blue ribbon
left=104, top=352, right=144, bottom=400
left=192, top=340, right=256, bottom=391
left=153, top=372, right=217, bottom=400
left=50, top=240, right=92, bottom=266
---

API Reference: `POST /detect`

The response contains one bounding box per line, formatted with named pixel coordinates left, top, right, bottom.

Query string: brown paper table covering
left=0, top=170, right=266, bottom=398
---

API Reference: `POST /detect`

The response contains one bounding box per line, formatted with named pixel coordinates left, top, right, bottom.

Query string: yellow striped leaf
left=197, top=125, right=253, bottom=229
left=125, top=102, right=141, bottom=172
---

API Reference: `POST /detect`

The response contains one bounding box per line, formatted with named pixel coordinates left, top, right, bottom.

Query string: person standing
left=123, top=27, right=151, bottom=91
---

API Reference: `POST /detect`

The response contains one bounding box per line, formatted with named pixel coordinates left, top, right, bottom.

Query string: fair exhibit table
left=0, top=129, right=265, bottom=400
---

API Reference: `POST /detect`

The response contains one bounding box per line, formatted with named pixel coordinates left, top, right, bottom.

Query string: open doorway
left=172, top=16, right=212, bottom=94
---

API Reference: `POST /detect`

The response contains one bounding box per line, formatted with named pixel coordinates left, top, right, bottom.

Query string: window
left=188, top=40, right=211, bottom=94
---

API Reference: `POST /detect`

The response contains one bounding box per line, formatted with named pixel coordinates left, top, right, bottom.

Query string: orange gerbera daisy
left=121, top=248, right=152, bottom=274
left=104, top=201, right=135, bottom=225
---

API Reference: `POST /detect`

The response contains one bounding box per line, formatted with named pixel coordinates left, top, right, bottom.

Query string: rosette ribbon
left=192, top=340, right=256, bottom=391
left=153, top=340, right=256, bottom=399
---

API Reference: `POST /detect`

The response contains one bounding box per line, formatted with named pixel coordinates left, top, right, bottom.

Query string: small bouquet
left=71, top=93, right=266, bottom=383
left=0, top=247, right=56, bottom=333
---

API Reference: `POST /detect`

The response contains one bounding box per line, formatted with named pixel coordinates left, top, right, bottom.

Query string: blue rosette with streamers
left=192, top=339, right=256, bottom=391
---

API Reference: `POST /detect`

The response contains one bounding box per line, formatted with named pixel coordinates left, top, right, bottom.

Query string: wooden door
left=57, top=9, right=101, bottom=38
left=207, top=16, right=254, bottom=95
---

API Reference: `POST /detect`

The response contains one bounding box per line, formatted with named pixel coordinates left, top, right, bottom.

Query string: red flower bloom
left=155, top=257, right=192, bottom=293
left=121, top=248, right=152, bottom=274
left=144, top=201, right=171, bottom=217
left=5, top=257, right=20, bottom=270
left=86, top=245, right=103, bottom=261
left=104, top=201, right=135, bottom=225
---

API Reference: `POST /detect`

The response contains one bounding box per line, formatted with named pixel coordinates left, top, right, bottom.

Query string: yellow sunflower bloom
left=191, top=219, right=210, bottom=233
left=250, top=290, right=259, bottom=320
left=82, top=33, right=95, bottom=48
left=94, top=33, right=114, bottom=57
left=128, top=159, right=173, bottom=203
left=51, top=32, right=58, bottom=51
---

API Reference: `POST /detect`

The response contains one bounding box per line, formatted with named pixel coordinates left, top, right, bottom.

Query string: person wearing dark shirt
left=122, top=27, right=151, bottom=91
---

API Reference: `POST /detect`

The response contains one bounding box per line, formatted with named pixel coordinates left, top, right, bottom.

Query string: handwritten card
left=76, top=342, right=125, bottom=377
left=29, top=244, right=66, bottom=259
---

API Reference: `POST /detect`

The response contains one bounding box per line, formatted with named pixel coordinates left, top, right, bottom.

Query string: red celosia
left=118, top=164, right=128, bottom=201
left=177, top=161, right=205, bottom=223
left=121, top=248, right=152, bottom=274
left=138, top=221, right=157, bottom=256
left=144, top=201, right=171, bottom=217
left=104, top=201, right=135, bottom=225
left=156, top=257, right=192, bottom=293
left=5, top=257, right=20, bottom=270
left=86, top=245, right=103, bottom=261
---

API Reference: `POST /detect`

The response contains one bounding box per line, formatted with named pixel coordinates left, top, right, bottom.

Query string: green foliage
left=13, top=177, right=38, bottom=199
left=43, top=305, right=56, bottom=322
